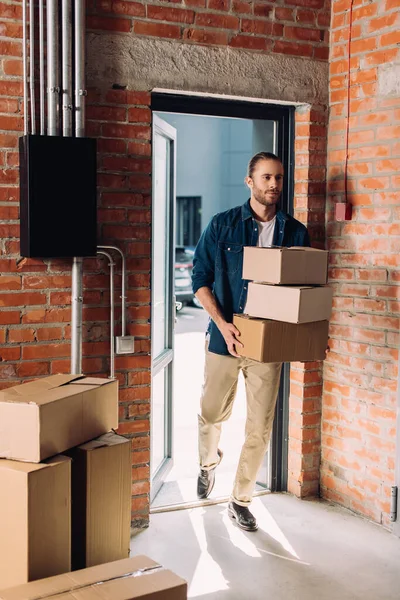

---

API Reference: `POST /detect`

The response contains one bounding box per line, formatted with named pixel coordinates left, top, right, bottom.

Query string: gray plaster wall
left=87, top=34, right=329, bottom=106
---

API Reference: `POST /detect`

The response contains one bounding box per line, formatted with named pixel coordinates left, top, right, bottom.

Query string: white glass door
left=151, top=115, right=177, bottom=501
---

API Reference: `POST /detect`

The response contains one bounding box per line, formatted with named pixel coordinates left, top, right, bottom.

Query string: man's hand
left=219, top=322, right=243, bottom=358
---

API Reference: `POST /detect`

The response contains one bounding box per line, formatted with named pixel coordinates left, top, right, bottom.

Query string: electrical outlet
left=115, top=336, right=135, bottom=355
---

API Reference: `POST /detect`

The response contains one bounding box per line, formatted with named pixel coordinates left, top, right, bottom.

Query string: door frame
left=150, top=114, right=177, bottom=502
left=151, top=92, right=295, bottom=493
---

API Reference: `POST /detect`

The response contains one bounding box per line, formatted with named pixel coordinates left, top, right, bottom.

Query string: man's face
left=245, top=159, right=284, bottom=207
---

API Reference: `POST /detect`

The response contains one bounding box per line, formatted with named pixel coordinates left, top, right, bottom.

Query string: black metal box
left=19, top=134, right=97, bottom=258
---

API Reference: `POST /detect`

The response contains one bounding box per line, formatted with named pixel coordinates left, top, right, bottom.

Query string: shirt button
left=240, top=306, right=243, bottom=309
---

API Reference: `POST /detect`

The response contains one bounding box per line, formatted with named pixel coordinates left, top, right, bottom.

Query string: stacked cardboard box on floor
left=0, top=557, right=187, bottom=600
left=234, top=246, right=332, bottom=363
left=0, top=374, right=132, bottom=590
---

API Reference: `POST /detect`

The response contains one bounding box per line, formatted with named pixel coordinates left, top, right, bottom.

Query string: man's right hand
left=219, top=322, right=243, bottom=358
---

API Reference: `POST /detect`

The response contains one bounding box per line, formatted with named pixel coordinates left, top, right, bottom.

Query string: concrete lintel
left=87, top=33, right=329, bottom=106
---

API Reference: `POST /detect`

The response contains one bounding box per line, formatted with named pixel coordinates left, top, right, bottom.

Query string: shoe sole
left=228, top=508, right=258, bottom=532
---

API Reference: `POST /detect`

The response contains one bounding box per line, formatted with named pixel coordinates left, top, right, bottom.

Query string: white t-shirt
left=256, top=216, right=276, bottom=248
left=243, top=216, right=276, bottom=313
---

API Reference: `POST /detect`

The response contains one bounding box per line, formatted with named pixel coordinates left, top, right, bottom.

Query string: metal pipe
left=47, top=0, right=60, bottom=135
left=29, top=0, right=36, bottom=134
left=71, top=0, right=86, bottom=374
left=71, top=257, right=83, bottom=374
left=22, top=0, right=28, bottom=134
left=39, top=0, right=45, bottom=134
left=62, top=0, right=72, bottom=136
left=97, top=245, right=127, bottom=336
left=74, top=0, right=86, bottom=138
left=98, top=251, right=115, bottom=379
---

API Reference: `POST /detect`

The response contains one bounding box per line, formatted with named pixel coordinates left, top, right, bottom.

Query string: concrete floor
left=131, top=493, right=400, bottom=600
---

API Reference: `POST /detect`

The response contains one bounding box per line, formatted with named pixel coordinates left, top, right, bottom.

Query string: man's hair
left=247, top=152, right=282, bottom=178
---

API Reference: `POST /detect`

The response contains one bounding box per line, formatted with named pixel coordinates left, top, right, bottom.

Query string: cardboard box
left=245, top=283, right=333, bottom=324
left=66, top=432, right=132, bottom=570
left=0, top=375, right=119, bottom=463
left=0, top=455, right=71, bottom=590
left=0, top=556, right=188, bottom=599
left=233, top=314, right=329, bottom=362
left=243, top=246, right=328, bottom=285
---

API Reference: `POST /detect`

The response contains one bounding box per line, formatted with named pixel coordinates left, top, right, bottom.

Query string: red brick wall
left=0, top=0, right=332, bottom=528
left=87, top=0, right=331, bottom=59
left=324, top=0, right=399, bottom=527
left=288, top=105, right=327, bottom=497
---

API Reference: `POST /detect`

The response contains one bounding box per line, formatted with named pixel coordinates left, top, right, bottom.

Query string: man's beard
left=252, top=185, right=280, bottom=207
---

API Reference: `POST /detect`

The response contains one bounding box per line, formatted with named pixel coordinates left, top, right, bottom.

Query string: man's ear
left=244, top=176, right=252, bottom=189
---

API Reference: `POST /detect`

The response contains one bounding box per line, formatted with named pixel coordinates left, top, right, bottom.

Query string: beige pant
left=198, top=342, right=282, bottom=506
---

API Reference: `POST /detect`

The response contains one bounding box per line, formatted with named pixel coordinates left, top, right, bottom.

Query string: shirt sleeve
left=191, top=216, right=217, bottom=294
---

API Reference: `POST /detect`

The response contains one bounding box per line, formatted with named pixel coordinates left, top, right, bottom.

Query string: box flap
left=285, top=246, right=327, bottom=252
left=0, top=459, right=47, bottom=475
left=79, top=432, right=128, bottom=451
left=0, top=375, right=84, bottom=402
left=0, top=557, right=161, bottom=600
left=69, top=378, right=115, bottom=387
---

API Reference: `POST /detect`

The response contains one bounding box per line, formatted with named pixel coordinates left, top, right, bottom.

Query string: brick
left=0, top=275, right=20, bottom=290
left=253, top=2, right=273, bottom=16
left=3, top=60, right=22, bottom=77
left=128, top=107, right=151, bottom=123
left=0, top=292, right=45, bottom=307
left=133, top=21, right=181, bottom=38
left=16, top=361, right=50, bottom=378
left=86, top=15, right=131, bottom=32
left=368, top=13, right=398, bottom=33
left=131, top=481, right=150, bottom=495
left=128, top=402, right=150, bottom=417
left=208, top=0, right=229, bottom=9
left=241, top=18, right=273, bottom=35
left=273, top=40, right=313, bottom=57
left=8, top=328, right=35, bottom=343
left=229, top=35, right=269, bottom=50
left=128, top=142, right=151, bottom=156
left=146, top=5, right=195, bottom=23
left=22, top=343, right=70, bottom=359
left=195, top=12, right=239, bottom=28
left=296, top=9, right=316, bottom=24
left=102, top=123, right=151, bottom=140
left=286, top=0, right=324, bottom=7
left=364, top=48, right=398, bottom=67
left=36, top=327, right=63, bottom=341
left=232, top=0, right=252, bottom=14
left=118, top=419, right=150, bottom=434
left=284, top=25, right=323, bottom=42
left=87, top=105, right=127, bottom=122
left=380, top=31, right=400, bottom=47
left=275, top=7, right=295, bottom=20
left=111, top=1, right=145, bottom=16
left=184, top=28, right=229, bottom=44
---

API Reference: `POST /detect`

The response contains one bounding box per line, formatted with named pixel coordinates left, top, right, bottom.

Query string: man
left=191, top=151, right=310, bottom=532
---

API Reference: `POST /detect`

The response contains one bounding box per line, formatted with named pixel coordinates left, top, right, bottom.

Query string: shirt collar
left=241, top=199, right=289, bottom=223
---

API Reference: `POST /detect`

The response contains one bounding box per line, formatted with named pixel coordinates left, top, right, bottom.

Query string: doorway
left=150, top=93, right=294, bottom=509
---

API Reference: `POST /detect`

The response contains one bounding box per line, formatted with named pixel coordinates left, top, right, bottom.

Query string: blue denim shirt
left=192, top=199, right=311, bottom=356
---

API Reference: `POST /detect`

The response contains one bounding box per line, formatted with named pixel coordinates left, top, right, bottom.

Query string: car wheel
left=191, top=297, right=202, bottom=309
left=176, top=301, right=183, bottom=312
